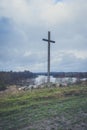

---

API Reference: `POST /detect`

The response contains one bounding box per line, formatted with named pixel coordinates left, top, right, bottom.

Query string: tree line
left=35, top=72, right=87, bottom=78
left=0, top=71, right=87, bottom=91
left=0, top=71, right=35, bottom=91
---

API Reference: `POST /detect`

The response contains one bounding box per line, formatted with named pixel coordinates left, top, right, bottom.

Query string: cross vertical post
left=48, top=31, right=50, bottom=83
left=42, top=31, right=55, bottom=84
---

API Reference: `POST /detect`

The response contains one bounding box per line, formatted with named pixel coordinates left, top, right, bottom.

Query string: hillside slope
left=0, top=85, right=87, bottom=130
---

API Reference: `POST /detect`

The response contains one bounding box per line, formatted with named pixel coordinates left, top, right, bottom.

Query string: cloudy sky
left=0, top=0, right=87, bottom=72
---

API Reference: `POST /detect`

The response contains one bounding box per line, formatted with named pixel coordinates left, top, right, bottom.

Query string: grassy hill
left=0, top=85, right=87, bottom=130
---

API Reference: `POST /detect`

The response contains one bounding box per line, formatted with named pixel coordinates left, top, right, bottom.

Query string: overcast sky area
left=0, top=0, right=87, bottom=72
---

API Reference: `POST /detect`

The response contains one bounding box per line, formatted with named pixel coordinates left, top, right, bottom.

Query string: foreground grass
left=0, top=85, right=87, bottom=130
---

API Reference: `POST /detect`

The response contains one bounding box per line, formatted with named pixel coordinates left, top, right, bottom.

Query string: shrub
left=0, top=82, right=7, bottom=91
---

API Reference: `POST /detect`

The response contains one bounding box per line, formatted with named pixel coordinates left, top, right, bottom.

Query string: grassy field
left=0, top=85, right=87, bottom=130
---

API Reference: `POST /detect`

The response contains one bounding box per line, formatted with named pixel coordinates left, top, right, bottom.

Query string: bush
left=0, top=82, right=7, bottom=91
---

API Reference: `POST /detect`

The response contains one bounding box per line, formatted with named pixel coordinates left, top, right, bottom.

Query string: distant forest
left=0, top=71, right=35, bottom=90
left=36, top=72, right=87, bottom=78
left=0, top=71, right=87, bottom=90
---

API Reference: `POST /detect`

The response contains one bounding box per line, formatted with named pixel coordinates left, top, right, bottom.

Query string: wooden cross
left=42, top=31, right=55, bottom=84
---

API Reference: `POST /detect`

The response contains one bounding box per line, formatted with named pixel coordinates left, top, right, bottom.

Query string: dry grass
left=0, top=85, right=87, bottom=130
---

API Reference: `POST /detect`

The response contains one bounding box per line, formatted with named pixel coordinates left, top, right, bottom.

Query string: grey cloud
left=51, top=52, right=87, bottom=72
left=0, top=0, right=87, bottom=72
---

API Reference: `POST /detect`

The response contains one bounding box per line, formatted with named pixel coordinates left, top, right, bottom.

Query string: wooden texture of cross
left=42, top=31, right=55, bottom=84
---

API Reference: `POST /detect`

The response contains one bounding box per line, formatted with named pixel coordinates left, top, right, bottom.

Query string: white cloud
left=67, top=50, right=87, bottom=60
left=23, top=51, right=32, bottom=57
left=0, top=0, right=87, bottom=72
left=1, top=0, right=87, bottom=26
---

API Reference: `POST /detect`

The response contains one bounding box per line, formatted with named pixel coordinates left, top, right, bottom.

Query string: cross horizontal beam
left=42, top=39, right=55, bottom=43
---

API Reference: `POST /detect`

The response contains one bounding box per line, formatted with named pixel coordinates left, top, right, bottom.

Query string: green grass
left=0, top=85, right=87, bottom=130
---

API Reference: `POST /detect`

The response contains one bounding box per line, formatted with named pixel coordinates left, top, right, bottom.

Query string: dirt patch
left=22, top=114, right=87, bottom=130
left=0, top=85, right=19, bottom=96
